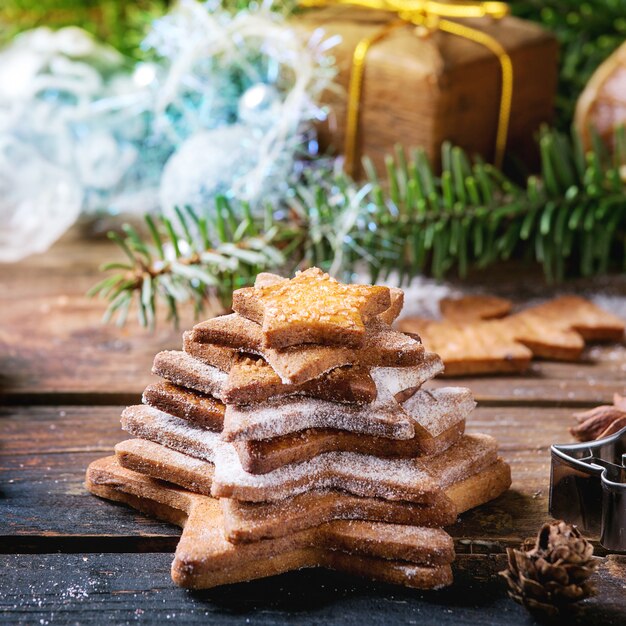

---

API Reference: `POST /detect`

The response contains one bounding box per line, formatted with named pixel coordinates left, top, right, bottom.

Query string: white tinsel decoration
left=149, top=0, right=338, bottom=211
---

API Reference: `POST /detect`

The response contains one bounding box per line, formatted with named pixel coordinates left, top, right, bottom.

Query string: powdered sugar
left=371, top=353, right=444, bottom=397
left=152, top=351, right=228, bottom=400
left=423, top=433, right=497, bottom=488
left=212, top=443, right=438, bottom=503
left=222, top=393, right=415, bottom=442
left=119, top=404, right=496, bottom=504
left=401, top=387, right=475, bottom=437
left=212, top=434, right=497, bottom=502
left=121, top=405, right=221, bottom=463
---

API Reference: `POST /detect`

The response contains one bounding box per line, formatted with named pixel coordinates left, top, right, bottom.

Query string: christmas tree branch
left=88, top=203, right=287, bottom=327
left=91, top=126, right=626, bottom=327
left=359, top=126, right=626, bottom=285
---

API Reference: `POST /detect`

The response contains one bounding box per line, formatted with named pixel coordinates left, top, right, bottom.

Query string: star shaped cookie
left=152, top=349, right=378, bottom=407
left=86, top=455, right=455, bottom=590
left=140, top=381, right=472, bottom=474
left=119, top=405, right=502, bottom=505
left=398, top=295, right=625, bottom=376
left=232, top=267, right=391, bottom=349
left=188, top=313, right=425, bottom=385
left=112, top=437, right=511, bottom=544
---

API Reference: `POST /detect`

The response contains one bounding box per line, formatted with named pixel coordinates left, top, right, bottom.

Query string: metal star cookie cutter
left=549, top=425, right=626, bottom=552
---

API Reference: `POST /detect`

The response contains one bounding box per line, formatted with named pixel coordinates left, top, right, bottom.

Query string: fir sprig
left=92, top=126, right=626, bottom=327
left=88, top=203, right=286, bottom=328
left=361, top=126, right=626, bottom=285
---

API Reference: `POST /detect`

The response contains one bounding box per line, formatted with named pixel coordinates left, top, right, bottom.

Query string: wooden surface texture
left=1, top=230, right=625, bottom=625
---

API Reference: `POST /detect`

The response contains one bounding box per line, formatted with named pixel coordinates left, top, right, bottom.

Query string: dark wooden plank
left=0, top=231, right=212, bottom=403
left=0, top=406, right=177, bottom=550
left=0, top=553, right=623, bottom=625
left=0, top=404, right=594, bottom=551
left=0, top=296, right=196, bottom=402
left=426, top=346, right=626, bottom=406
left=0, top=450, right=180, bottom=551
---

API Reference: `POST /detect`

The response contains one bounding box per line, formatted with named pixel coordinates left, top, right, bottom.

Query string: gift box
left=294, top=4, right=558, bottom=176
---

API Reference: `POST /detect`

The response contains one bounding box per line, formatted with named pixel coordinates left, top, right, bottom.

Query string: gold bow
left=300, top=0, right=513, bottom=175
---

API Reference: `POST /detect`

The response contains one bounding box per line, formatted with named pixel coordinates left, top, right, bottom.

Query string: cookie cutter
left=549, top=425, right=626, bottom=552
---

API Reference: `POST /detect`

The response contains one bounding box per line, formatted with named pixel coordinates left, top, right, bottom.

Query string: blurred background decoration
left=0, top=0, right=335, bottom=261
left=0, top=0, right=170, bottom=59
left=0, top=0, right=625, bottom=326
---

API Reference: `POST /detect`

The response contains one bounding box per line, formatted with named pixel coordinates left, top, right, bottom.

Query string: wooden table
left=1, top=231, right=625, bottom=625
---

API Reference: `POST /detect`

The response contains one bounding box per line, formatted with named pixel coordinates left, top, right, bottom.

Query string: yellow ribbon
left=300, top=0, right=513, bottom=175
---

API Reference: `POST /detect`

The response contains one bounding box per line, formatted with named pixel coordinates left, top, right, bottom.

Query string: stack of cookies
left=87, top=268, right=511, bottom=590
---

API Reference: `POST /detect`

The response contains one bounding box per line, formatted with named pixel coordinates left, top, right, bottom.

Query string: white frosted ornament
left=0, top=136, right=82, bottom=262
left=75, top=130, right=138, bottom=189
left=238, top=84, right=282, bottom=128
left=159, top=125, right=260, bottom=218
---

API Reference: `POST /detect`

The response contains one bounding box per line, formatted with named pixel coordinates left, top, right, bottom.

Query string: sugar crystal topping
left=252, top=268, right=390, bottom=328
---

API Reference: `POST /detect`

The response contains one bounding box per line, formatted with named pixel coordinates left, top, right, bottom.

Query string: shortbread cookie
left=224, top=357, right=377, bottom=405
left=143, top=381, right=225, bottom=431
left=119, top=405, right=498, bottom=504
left=232, top=267, right=391, bottom=349
left=211, top=433, right=499, bottom=503
left=233, top=387, right=474, bottom=473
left=440, top=295, right=512, bottom=321
left=121, top=405, right=222, bottom=462
left=502, top=311, right=585, bottom=361
left=190, top=314, right=425, bottom=385
left=221, top=391, right=415, bottom=442
left=221, top=373, right=450, bottom=444
left=138, top=385, right=471, bottom=473
left=181, top=332, right=242, bottom=372
left=399, top=295, right=624, bottom=376
left=221, top=460, right=511, bottom=543
left=152, top=351, right=227, bottom=400
left=123, top=403, right=414, bottom=457
left=397, top=318, right=533, bottom=376
left=234, top=421, right=464, bottom=474
left=254, top=272, right=405, bottom=326
left=115, top=438, right=458, bottom=534
left=86, top=456, right=455, bottom=590
left=126, top=386, right=474, bottom=475
left=116, top=438, right=216, bottom=495
left=157, top=349, right=378, bottom=406
left=519, top=296, right=624, bottom=341
left=115, top=438, right=511, bottom=543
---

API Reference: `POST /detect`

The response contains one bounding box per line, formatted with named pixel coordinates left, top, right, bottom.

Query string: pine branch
left=89, top=202, right=288, bottom=328
left=353, top=126, right=626, bottom=285
left=91, top=126, right=626, bottom=328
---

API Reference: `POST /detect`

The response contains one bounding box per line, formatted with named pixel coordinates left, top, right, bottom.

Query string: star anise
left=571, top=393, right=626, bottom=441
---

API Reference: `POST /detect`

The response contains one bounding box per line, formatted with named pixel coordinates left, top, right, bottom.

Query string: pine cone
left=500, top=521, right=598, bottom=617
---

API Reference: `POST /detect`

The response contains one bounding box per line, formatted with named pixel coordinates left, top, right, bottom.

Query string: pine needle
left=90, top=127, right=626, bottom=328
